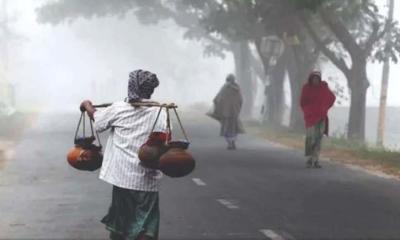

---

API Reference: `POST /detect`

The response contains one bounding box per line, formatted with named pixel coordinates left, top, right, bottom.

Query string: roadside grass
left=245, top=121, right=400, bottom=178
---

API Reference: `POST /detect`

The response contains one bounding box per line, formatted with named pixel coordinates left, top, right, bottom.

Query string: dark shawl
left=209, top=82, right=245, bottom=135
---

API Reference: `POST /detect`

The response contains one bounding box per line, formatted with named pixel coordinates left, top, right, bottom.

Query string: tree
left=298, top=0, right=400, bottom=140
left=38, top=0, right=400, bottom=137
left=36, top=0, right=263, bottom=118
left=0, top=0, right=23, bottom=108
left=202, top=0, right=323, bottom=128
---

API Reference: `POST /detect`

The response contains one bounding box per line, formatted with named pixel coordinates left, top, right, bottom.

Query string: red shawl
left=300, top=80, right=336, bottom=135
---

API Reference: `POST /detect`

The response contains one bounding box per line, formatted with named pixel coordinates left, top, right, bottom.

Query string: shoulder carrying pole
left=93, top=102, right=178, bottom=108
left=93, top=102, right=188, bottom=142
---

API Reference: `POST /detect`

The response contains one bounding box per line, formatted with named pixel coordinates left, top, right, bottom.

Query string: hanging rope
left=74, top=112, right=84, bottom=141
left=74, top=112, right=102, bottom=148
left=149, top=106, right=164, bottom=134
left=95, top=127, right=102, bottom=148
left=89, top=116, right=102, bottom=147
left=172, top=107, right=189, bottom=142
left=147, top=104, right=189, bottom=143
left=83, top=112, right=86, bottom=137
left=92, top=102, right=188, bottom=144
left=166, top=107, right=172, bottom=144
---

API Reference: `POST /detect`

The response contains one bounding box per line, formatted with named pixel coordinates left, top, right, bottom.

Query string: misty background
left=6, top=0, right=234, bottom=111
left=2, top=0, right=400, bottom=148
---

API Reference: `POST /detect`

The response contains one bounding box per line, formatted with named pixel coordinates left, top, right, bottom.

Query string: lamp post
left=260, top=36, right=285, bottom=72
left=260, top=36, right=284, bottom=123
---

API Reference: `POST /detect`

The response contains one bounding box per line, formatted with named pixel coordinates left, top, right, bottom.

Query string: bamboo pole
left=93, top=102, right=178, bottom=109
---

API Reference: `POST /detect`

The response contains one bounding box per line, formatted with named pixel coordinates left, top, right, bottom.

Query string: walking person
left=209, top=74, right=245, bottom=150
left=80, top=69, right=167, bottom=240
left=300, top=70, right=336, bottom=168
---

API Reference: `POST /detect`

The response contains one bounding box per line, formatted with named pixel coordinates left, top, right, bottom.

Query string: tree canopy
left=36, top=0, right=400, bottom=140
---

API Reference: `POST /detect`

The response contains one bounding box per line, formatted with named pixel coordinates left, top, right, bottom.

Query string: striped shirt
left=93, top=101, right=167, bottom=191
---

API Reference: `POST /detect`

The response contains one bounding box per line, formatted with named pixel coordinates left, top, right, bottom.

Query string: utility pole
left=377, top=0, right=394, bottom=147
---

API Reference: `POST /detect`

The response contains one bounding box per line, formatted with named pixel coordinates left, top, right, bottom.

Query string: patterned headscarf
left=127, top=69, right=159, bottom=102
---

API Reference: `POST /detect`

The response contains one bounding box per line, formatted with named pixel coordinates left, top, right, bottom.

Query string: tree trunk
left=231, top=41, right=255, bottom=119
left=266, top=52, right=286, bottom=125
left=286, top=46, right=315, bottom=132
left=299, top=10, right=363, bottom=140
left=347, top=62, right=368, bottom=140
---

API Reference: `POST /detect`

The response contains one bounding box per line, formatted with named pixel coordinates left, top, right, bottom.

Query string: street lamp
left=260, top=36, right=285, bottom=73
left=259, top=36, right=284, bottom=123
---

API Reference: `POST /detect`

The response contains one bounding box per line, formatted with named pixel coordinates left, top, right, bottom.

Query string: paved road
left=1, top=111, right=400, bottom=239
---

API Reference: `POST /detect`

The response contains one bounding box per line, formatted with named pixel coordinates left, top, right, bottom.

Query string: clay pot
left=138, top=144, right=166, bottom=169
left=138, top=132, right=170, bottom=169
left=148, top=132, right=171, bottom=143
left=159, top=142, right=195, bottom=178
left=67, top=146, right=103, bottom=171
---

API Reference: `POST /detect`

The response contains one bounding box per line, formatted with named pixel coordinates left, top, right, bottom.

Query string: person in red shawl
left=300, top=71, right=336, bottom=168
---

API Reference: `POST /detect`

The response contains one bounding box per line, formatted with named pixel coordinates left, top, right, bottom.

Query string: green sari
left=305, top=120, right=325, bottom=161
left=102, top=186, right=160, bottom=240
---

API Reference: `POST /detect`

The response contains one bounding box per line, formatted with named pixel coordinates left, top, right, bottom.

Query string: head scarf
left=308, top=70, right=322, bottom=84
left=226, top=73, right=236, bottom=83
left=127, top=69, right=159, bottom=102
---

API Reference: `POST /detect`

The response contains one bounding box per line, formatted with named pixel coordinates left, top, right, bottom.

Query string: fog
left=5, top=0, right=234, bottom=112
left=4, top=0, right=400, bottom=113
left=2, top=0, right=400, bottom=147
left=4, top=2, right=400, bottom=238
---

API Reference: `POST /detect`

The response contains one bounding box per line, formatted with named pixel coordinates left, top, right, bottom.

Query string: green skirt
left=101, top=186, right=160, bottom=240
left=305, top=120, right=325, bottom=158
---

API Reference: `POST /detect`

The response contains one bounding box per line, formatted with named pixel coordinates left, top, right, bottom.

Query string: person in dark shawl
left=300, top=70, right=336, bottom=168
left=210, top=74, right=245, bottom=150
left=80, top=69, right=167, bottom=240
